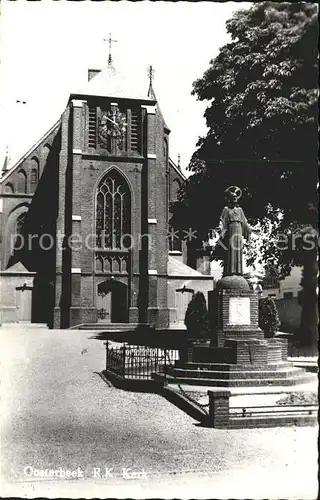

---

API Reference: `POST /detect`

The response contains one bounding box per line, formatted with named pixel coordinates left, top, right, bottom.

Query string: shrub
left=259, top=297, right=280, bottom=338
left=184, top=292, right=209, bottom=339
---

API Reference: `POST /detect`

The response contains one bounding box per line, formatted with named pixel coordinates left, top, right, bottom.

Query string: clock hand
left=104, top=116, right=119, bottom=127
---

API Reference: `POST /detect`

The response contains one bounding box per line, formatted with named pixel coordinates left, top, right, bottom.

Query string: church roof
left=2, top=261, right=33, bottom=274
left=168, top=256, right=209, bottom=278
left=169, top=158, right=186, bottom=181
left=73, top=65, right=156, bottom=103
left=0, top=119, right=61, bottom=184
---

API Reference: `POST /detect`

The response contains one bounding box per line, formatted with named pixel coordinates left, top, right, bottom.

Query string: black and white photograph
left=0, top=1, right=318, bottom=498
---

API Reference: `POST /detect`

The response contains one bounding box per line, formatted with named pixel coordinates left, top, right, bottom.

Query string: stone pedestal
left=213, top=275, right=268, bottom=367
left=164, top=274, right=313, bottom=388
left=211, top=275, right=262, bottom=347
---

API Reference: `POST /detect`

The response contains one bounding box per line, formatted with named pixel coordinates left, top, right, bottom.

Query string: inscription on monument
left=228, top=297, right=250, bottom=325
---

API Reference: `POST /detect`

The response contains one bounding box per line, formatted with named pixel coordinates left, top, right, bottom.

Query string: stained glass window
left=96, top=170, right=131, bottom=249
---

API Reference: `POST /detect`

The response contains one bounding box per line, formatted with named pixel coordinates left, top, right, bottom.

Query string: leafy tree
left=174, top=2, right=318, bottom=346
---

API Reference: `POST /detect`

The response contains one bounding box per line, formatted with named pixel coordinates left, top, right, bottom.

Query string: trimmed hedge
left=259, top=296, right=280, bottom=338
left=184, top=291, right=210, bottom=339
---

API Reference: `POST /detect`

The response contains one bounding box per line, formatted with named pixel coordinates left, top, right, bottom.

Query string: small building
left=262, top=267, right=303, bottom=333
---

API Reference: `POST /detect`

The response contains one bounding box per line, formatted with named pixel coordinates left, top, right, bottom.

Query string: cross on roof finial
left=148, top=65, right=155, bottom=84
left=103, top=33, right=117, bottom=66
left=147, top=65, right=156, bottom=98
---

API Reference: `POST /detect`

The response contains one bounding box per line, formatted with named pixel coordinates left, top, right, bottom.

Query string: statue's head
left=225, top=185, right=242, bottom=205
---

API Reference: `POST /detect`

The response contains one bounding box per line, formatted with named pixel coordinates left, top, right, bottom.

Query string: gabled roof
left=2, top=261, right=33, bottom=274
left=169, top=158, right=186, bottom=181
left=73, top=65, right=156, bottom=103
left=168, top=256, right=206, bottom=277
left=0, top=119, right=61, bottom=184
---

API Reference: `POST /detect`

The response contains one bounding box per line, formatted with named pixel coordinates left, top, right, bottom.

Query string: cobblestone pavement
left=0, top=325, right=318, bottom=499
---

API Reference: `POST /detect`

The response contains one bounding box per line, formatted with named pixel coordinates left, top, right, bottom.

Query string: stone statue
left=212, top=186, right=251, bottom=277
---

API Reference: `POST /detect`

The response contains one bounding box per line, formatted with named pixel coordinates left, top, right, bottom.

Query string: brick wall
left=208, top=390, right=231, bottom=428
left=225, top=339, right=269, bottom=366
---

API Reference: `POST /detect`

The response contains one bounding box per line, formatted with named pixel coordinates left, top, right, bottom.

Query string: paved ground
left=0, top=324, right=318, bottom=499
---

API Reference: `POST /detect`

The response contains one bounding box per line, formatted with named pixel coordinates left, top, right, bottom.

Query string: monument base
left=210, top=275, right=261, bottom=347
left=165, top=276, right=313, bottom=388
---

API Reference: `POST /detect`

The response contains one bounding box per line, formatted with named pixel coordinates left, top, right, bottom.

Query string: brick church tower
left=52, top=63, right=172, bottom=328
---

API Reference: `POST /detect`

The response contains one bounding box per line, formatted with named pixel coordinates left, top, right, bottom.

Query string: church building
left=0, top=59, right=213, bottom=330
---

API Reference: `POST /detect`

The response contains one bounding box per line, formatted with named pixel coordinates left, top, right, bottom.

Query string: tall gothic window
left=96, top=170, right=131, bottom=249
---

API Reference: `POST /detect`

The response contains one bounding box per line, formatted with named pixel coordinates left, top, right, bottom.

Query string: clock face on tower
left=98, top=109, right=127, bottom=150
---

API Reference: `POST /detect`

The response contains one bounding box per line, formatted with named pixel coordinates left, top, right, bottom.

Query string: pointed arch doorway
left=97, top=279, right=128, bottom=323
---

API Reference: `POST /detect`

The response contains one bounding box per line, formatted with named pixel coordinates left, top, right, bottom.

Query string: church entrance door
left=175, top=287, right=194, bottom=325
left=97, top=280, right=128, bottom=323
left=16, top=284, right=33, bottom=322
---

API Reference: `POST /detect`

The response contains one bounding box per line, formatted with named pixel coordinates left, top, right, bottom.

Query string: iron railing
left=105, top=342, right=180, bottom=379
left=230, top=404, right=318, bottom=417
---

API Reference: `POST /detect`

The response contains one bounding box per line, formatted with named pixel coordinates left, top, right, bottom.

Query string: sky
left=0, top=0, right=251, bottom=175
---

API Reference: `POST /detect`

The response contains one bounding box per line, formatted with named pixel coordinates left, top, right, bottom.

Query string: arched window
left=171, top=179, right=181, bottom=203
left=17, top=170, right=27, bottom=193
left=168, top=224, right=182, bottom=252
left=42, top=144, right=51, bottom=164
left=16, top=213, right=26, bottom=235
left=4, top=183, right=14, bottom=194
left=30, top=157, right=39, bottom=192
left=96, top=170, right=131, bottom=249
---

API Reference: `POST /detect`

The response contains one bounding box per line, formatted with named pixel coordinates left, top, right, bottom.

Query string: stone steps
left=175, top=361, right=293, bottom=371
left=161, top=373, right=314, bottom=387
left=167, top=366, right=305, bottom=380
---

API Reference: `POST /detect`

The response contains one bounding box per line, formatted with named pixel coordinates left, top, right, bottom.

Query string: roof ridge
left=75, top=65, right=154, bottom=102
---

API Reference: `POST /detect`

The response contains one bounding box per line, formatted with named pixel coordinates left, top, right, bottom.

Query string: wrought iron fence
left=105, top=342, right=179, bottom=379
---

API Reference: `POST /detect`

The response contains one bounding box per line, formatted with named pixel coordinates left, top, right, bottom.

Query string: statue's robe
left=218, top=205, right=250, bottom=276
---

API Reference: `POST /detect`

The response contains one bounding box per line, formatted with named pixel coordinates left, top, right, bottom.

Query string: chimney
left=88, top=69, right=101, bottom=82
